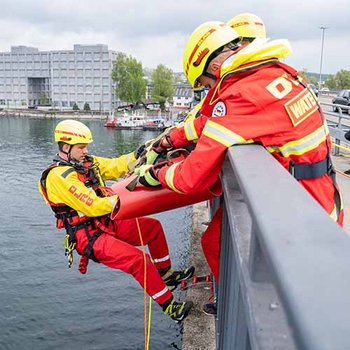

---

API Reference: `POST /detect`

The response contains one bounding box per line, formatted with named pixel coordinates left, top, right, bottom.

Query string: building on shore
left=0, top=44, right=118, bottom=111
left=172, top=82, right=194, bottom=110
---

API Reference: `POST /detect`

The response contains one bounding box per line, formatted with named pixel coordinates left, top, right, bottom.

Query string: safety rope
left=336, top=168, right=350, bottom=179
left=135, top=218, right=152, bottom=350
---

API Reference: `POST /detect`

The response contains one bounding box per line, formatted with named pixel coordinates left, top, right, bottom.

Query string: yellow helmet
left=54, top=120, right=93, bottom=144
left=183, top=21, right=240, bottom=88
left=227, top=13, right=266, bottom=39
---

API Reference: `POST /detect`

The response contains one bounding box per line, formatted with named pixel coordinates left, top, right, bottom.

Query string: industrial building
left=0, top=44, right=117, bottom=111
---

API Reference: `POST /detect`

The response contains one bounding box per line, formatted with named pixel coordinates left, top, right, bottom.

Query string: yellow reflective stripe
left=329, top=206, right=338, bottom=222
left=165, top=162, right=184, bottom=194
left=323, top=121, right=330, bottom=134
left=203, top=120, right=246, bottom=147
left=266, top=124, right=328, bottom=157
left=184, top=120, right=198, bottom=141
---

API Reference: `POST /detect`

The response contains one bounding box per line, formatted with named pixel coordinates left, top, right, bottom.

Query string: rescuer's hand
left=146, top=135, right=174, bottom=165
left=135, top=162, right=169, bottom=187
left=135, top=164, right=161, bottom=187
left=134, top=143, right=146, bottom=159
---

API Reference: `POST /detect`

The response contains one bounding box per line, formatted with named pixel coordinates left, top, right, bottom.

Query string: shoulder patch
left=284, top=89, right=318, bottom=126
left=212, top=101, right=226, bottom=117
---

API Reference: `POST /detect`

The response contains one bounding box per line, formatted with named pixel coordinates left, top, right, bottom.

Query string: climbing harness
left=40, top=157, right=112, bottom=270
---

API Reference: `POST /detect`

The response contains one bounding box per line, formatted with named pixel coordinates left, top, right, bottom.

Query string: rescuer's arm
left=93, top=152, right=136, bottom=180
left=140, top=90, right=274, bottom=193
left=144, top=115, right=209, bottom=165
left=46, top=167, right=118, bottom=217
left=167, top=114, right=208, bottom=147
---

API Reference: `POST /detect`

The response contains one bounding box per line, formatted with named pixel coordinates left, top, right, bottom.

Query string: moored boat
left=104, top=112, right=146, bottom=129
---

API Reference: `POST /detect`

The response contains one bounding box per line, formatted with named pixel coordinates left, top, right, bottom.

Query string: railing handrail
left=218, top=144, right=350, bottom=350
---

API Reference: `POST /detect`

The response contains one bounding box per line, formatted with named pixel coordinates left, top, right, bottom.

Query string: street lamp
left=318, top=26, right=329, bottom=91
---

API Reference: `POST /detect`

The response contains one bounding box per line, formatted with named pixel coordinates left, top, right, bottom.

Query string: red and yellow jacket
left=39, top=152, right=136, bottom=218
left=158, top=39, right=342, bottom=224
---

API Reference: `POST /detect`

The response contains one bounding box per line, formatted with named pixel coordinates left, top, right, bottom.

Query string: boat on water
left=143, top=118, right=166, bottom=131
left=104, top=112, right=146, bottom=130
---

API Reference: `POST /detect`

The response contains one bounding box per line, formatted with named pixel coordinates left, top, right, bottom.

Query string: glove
left=146, top=135, right=174, bottom=165
left=134, top=164, right=161, bottom=187
left=134, top=144, right=146, bottom=159
left=135, top=162, right=170, bottom=187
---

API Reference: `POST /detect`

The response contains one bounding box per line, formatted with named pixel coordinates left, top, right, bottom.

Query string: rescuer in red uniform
left=39, top=119, right=194, bottom=323
left=136, top=21, right=344, bottom=314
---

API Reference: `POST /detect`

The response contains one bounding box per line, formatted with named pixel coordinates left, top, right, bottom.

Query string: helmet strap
left=59, top=144, right=74, bottom=163
left=203, top=71, right=217, bottom=81
left=67, top=145, right=73, bottom=163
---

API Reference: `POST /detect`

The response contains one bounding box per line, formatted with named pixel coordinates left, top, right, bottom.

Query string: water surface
left=0, top=116, right=192, bottom=350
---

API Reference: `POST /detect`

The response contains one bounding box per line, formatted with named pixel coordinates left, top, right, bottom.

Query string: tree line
left=111, top=51, right=350, bottom=110
left=111, top=52, right=174, bottom=111
left=300, top=69, right=350, bottom=90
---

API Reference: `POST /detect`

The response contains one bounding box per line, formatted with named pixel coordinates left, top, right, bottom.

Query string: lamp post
left=318, top=26, right=329, bottom=91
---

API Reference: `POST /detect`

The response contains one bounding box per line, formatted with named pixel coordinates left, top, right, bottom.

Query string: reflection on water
left=0, top=116, right=192, bottom=350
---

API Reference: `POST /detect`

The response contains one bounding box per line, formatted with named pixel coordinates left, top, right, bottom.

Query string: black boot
left=161, top=266, right=195, bottom=291
left=162, top=297, right=193, bottom=323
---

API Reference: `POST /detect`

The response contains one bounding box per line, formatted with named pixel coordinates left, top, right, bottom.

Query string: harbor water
left=0, top=116, right=192, bottom=350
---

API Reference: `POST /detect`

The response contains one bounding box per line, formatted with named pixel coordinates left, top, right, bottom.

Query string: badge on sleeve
left=212, top=101, right=226, bottom=117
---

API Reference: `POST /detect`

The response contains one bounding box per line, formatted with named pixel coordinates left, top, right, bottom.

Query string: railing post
left=333, top=108, right=343, bottom=155
left=218, top=202, right=249, bottom=350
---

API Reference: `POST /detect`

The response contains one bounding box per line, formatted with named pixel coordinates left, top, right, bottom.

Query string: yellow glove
left=134, top=164, right=161, bottom=187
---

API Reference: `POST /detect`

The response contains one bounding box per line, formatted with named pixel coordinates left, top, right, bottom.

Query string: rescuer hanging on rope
left=38, top=119, right=194, bottom=323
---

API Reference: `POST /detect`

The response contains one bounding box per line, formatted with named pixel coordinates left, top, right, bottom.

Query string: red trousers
left=75, top=216, right=172, bottom=305
left=201, top=205, right=222, bottom=284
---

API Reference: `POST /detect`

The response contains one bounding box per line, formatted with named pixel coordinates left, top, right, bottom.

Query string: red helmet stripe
left=186, top=28, right=216, bottom=74
left=56, top=129, right=87, bottom=139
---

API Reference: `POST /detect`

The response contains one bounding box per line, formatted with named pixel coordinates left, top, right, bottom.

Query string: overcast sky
left=0, top=0, right=349, bottom=76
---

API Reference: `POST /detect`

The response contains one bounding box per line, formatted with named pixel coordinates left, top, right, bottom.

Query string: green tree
left=326, top=70, right=350, bottom=89
left=325, top=75, right=337, bottom=89
left=299, top=70, right=318, bottom=85
left=151, top=64, right=174, bottom=111
left=112, top=52, right=146, bottom=104
left=72, top=102, right=79, bottom=111
left=83, top=102, right=91, bottom=111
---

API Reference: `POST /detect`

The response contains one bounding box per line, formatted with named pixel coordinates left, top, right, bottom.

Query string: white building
left=0, top=44, right=118, bottom=111
left=172, top=83, right=194, bottom=110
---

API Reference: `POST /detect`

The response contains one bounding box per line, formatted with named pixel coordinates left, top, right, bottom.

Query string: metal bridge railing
left=217, top=144, right=350, bottom=350
left=321, top=102, right=350, bottom=156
